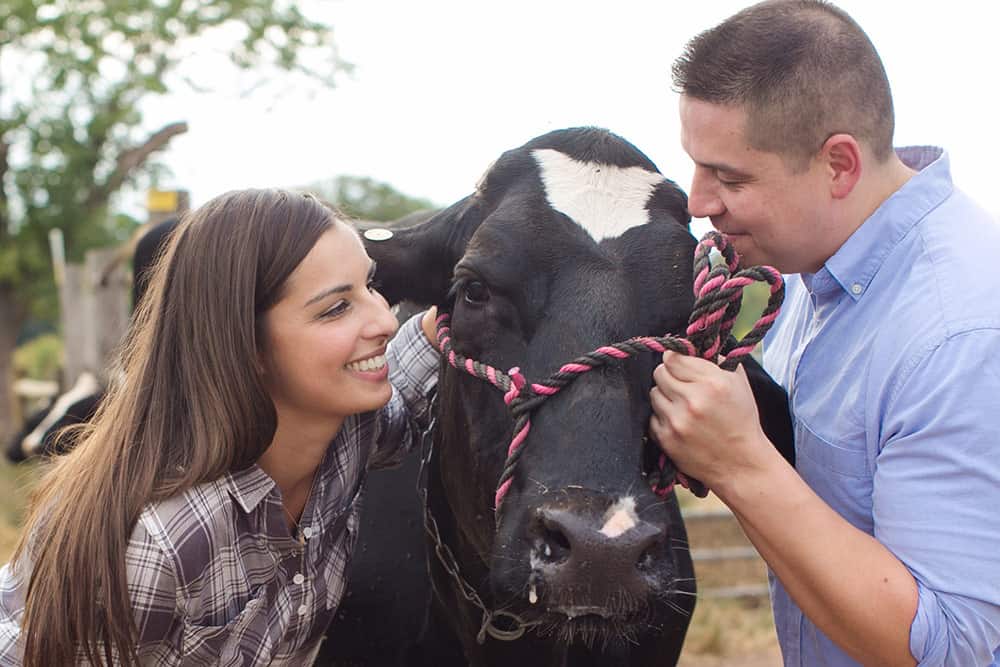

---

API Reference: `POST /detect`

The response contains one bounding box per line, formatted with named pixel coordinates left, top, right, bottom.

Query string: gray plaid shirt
left=0, top=314, right=438, bottom=666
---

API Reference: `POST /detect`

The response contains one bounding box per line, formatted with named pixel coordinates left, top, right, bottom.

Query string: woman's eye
left=321, top=301, right=350, bottom=319
left=463, top=280, right=490, bottom=306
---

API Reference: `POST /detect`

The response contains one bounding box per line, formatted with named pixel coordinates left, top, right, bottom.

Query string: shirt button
left=302, top=526, right=314, bottom=539
left=297, top=604, right=308, bottom=616
left=850, top=283, right=863, bottom=295
left=293, top=573, right=305, bottom=585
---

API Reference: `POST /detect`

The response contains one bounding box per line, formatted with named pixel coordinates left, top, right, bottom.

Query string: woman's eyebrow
left=304, top=262, right=376, bottom=307
left=305, top=283, right=351, bottom=307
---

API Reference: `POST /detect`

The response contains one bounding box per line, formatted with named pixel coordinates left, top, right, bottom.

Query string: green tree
left=0, top=0, right=349, bottom=438
left=307, top=175, right=437, bottom=223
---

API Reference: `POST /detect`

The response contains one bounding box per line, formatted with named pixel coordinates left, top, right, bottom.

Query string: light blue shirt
left=763, top=147, right=1000, bottom=666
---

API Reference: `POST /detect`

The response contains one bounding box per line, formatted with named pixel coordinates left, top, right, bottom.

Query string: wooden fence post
left=58, top=248, right=130, bottom=388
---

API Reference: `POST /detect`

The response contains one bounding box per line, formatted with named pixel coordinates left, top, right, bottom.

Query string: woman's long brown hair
left=12, top=189, right=334, bottom=665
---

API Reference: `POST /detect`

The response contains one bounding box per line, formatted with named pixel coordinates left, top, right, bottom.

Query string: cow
left=5, top=371, right=104, bottom=463
left=320, top=127, right=794, bottom=667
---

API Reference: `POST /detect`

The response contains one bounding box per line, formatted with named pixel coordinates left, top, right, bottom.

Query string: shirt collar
left=811, top=146, right=952, bottom=301
left=223, top=418, right=353, bottom=514
left=226, top=464, right=278, bottom=514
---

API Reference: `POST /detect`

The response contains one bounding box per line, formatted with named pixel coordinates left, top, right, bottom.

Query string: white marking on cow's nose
left=599, top=496, right=639, bottom=538
left=532, top=148, right=664, bottom=241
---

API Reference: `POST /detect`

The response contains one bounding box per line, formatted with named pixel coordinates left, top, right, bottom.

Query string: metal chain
left=416, top=390, right=542, bottom=643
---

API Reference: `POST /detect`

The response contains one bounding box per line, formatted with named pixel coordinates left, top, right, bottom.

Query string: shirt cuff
left=388, top=312, right=440, bottom=420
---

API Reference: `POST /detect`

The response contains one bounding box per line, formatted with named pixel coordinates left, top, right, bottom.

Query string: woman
left=0, top=189, right=439, bottom=665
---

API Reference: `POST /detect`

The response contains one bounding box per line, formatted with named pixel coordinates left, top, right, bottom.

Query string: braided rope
left=435, top=231, right=784, bottom=514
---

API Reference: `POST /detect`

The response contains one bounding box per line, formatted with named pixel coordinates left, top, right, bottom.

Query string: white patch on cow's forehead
left=599, top=496, right=639, bottom=539
left=532, top=148, right=663, bottom=241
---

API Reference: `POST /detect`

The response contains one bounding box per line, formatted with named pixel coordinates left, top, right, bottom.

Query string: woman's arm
left=370, top=309, right=441, bottom=468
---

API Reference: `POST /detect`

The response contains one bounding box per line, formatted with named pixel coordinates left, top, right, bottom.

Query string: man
left=649, top=2, right=1000, bottom=665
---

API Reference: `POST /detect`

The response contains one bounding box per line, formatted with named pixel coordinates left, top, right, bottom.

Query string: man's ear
left=821, top=133, right=862, bottom=199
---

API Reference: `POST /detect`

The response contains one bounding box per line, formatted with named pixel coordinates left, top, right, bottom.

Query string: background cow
left=321, top=127, right=793, bottom=666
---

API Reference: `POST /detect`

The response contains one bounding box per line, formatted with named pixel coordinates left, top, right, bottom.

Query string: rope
left=435, top=231, right=784, bottom=513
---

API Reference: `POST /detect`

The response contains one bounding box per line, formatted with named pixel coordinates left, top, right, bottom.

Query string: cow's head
left=368, top=128, right=700, bottom=646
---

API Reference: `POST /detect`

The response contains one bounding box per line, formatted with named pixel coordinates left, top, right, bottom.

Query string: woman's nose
left=365, top=289, right=399, bottom=341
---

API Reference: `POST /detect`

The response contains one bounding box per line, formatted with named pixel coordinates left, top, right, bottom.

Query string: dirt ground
left=679, top=646, right=782, bottom=666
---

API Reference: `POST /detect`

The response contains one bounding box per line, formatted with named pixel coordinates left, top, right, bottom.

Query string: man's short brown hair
left=672, top=0, right=895, bottom=170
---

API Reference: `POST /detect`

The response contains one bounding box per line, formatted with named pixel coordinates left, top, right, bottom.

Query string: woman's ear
left=821, top=133, right=862, bottom=199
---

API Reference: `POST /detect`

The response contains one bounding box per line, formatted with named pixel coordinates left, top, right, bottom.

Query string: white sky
left=138, top=0, right=1000, bottom=228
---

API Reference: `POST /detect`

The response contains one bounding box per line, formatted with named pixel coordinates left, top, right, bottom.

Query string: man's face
left=679, top=96, right=834, bottom=274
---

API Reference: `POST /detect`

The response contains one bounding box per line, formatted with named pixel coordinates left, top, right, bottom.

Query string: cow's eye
left=463, top=280, right=490, bottom=306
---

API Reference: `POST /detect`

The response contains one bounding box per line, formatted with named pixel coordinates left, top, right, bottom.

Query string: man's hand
left=648, top=350, right=773, bottom=493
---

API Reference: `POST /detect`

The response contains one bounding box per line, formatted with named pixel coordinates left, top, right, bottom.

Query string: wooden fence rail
left=682, top=506, right=770, bottom=600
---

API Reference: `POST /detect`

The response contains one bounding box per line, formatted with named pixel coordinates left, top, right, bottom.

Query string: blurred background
left=1, top=1, right=996, bottom=664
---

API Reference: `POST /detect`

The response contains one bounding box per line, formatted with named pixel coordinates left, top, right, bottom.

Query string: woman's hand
left=420, top=306, right=439, bottom=347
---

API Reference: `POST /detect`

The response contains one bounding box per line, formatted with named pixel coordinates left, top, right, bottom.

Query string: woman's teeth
left=346, top=355, right=387, bottom=372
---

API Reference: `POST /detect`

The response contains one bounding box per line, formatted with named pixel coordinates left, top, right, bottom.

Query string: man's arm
left=649, top=351, right=918, bottom=666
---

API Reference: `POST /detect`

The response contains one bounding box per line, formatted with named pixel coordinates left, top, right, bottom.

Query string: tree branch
left=87, top=120, right=188, bottom=212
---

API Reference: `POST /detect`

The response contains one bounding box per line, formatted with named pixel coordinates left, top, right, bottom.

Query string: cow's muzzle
left=519, top=491, right=675, bottom=616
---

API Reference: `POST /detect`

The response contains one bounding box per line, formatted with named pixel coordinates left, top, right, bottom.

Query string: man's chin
left=721, top=233, right=759, bottom=261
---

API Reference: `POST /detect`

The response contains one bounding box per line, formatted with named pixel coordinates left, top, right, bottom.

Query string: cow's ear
left=362, top=196, right=482, bottom=307
left=743, top=357, right=795, bottom=467
left=648, top=180, right=691, bottom=228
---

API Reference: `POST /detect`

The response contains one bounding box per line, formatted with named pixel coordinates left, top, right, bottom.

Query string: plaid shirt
left=0, top=314, right=438, bottom=666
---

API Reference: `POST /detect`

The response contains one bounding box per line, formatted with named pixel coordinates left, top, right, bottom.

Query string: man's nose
left=687, top=169, right=725, bottom=219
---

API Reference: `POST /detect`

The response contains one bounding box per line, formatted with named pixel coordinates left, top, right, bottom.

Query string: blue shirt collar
left=805, top=146, right=953, bottom=301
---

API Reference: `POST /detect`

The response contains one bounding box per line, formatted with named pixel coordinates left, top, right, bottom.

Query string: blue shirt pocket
left=795, top=418, right=869, bottom=479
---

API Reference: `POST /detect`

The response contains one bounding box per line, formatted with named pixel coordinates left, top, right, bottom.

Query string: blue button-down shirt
left=763, top=147, right=1000, bottom=666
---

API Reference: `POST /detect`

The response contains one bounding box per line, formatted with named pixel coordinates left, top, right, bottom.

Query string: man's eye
left=463, top=280, right=490, bottom=306
left=367, top=279, right=381, bottom=293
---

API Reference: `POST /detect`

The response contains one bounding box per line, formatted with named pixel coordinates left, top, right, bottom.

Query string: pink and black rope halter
left=435, top=230, right=784, bottom=515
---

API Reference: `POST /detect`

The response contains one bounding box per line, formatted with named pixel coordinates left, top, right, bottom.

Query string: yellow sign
left=147, top=189, right=180, bottom=212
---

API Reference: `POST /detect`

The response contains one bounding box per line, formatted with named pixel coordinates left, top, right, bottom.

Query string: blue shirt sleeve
left=874, top=328, right=1000, bottom=665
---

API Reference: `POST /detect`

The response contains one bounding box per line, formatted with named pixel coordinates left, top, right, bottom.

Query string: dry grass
left=0, top=458, right=39, bottom=563
left=679, top=596, right=778, bottom=661
left=676, top=489, right=780, bottom=662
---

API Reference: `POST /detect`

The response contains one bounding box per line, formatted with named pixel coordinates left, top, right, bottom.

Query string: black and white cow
left=5, top=371, right=103, bottom=462
left=320, top=127, right=793, bottom=666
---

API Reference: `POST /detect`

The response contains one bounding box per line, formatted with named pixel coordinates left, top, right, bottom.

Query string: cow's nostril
left=637, top=543, right=660, bottom=571
left=538, top=526, right=571, bottom=563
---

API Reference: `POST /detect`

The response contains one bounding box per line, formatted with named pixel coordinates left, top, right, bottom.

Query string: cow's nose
left=531, top=505, right=667, bottom=602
